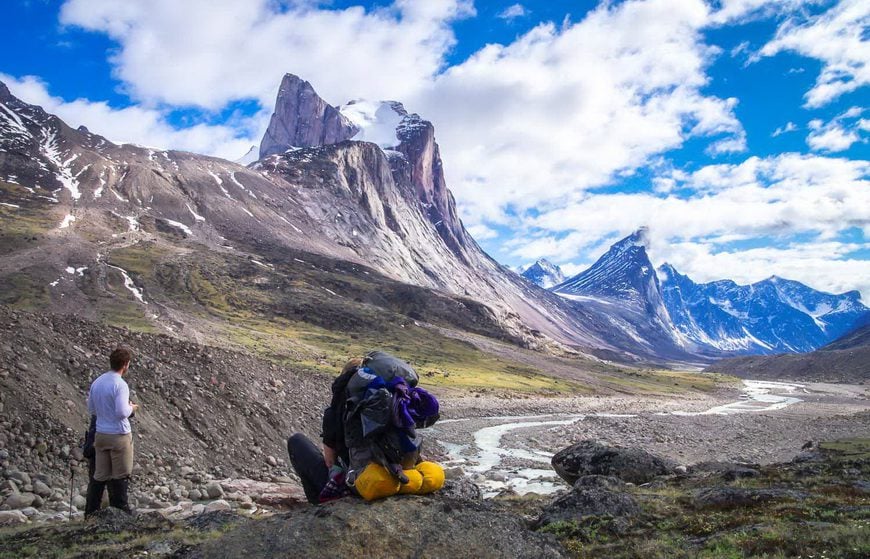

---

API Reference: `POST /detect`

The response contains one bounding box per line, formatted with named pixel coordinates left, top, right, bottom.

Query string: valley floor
left=430, top=380, right=870, bottom=496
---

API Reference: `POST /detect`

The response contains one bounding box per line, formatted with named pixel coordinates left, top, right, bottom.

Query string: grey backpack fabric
left=362, top=351, right=418, bottom=386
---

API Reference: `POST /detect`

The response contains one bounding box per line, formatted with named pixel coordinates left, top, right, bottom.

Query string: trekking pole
left=69, top=463, right=75, bottom=522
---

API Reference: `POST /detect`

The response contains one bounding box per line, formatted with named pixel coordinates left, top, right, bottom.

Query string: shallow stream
left=433, top=380, right=806, bottom=497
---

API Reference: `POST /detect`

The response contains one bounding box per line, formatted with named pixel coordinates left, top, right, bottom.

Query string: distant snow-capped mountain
left=521, top=259, right=565, bottom=288
left=553, top=228, right=666, bottom=314
left=660, top=265, right=868, bottom=353
left=548, top=229, right=868, bottom=355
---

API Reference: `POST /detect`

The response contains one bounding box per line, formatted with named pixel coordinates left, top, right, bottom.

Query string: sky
left=1, top=0, right=868, bottom=299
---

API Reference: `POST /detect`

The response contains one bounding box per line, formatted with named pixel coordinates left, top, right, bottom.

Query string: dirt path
left=429, top=380, right=870, bottom=496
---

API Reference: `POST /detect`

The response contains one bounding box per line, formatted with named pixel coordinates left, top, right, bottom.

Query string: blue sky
left=1, top=0, right=868, bottom=298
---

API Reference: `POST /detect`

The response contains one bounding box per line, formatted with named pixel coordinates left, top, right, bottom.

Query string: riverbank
left=430, top=380, right=870, bottom=496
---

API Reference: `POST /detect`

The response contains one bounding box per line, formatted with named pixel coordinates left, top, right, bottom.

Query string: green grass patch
left=107, top=241, right=170, bottom=278
left=820, top=438, right=870, bottom=460
left=0, top=270, right=51, bottom=310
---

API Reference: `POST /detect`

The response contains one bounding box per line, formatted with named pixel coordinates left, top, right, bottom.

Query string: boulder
left=205, top=482, right=224, bottom=499
left=552, top=441, right=676, bottom=485
left=439, top=477, right=482, bottom=501
left=205, top=499, right=232, bottom=513
left=32, top=481, right=52, bottom=498
left=536, top=475, right=639, bottom=531
left=6, top=470, right=31, bottom=486
left=0, top=510, right=27, bottom=525
left=189, top=495, right=567, bottom=559
left=4, top=492, right=36, bottom=509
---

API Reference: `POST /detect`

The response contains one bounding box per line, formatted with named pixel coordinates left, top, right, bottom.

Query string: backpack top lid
left=362, top=351, right=419, bottom=387
left=346, top=351, right=419, bottom=398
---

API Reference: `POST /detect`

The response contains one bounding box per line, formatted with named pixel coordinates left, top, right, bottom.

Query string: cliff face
left=391, top=110, right=469, bottom=262
left=259, top=74, right=359, bottom=158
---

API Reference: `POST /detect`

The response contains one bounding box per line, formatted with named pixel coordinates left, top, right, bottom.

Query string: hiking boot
left=85, top=478, right=107, bottom=517
left=107, top=477, right=132, bottom=514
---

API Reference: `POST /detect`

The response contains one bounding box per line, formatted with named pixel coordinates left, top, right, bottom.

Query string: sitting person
left=287, top=351, right=443, bottom=503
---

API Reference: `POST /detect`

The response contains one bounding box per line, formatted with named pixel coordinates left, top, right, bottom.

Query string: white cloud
left=806, top=107, right=867, bottom=152
left=509, top=153, right=870, bottom=297
left=55, top=0, right=743, bottom=227
left=759, top=0, right=870, bottom=107
left=0, top=73, right=262, bottom=160
left=772, top=121, right=798, bottom=136
left=466, top=223, right=498, bottom=240
left=416, top=0, right=744, bottom=225
left=710, top=0, right=812, bottom=25
left=497, top=4, right=527, bottom=21
left=59, top=0, right=474, bottom=109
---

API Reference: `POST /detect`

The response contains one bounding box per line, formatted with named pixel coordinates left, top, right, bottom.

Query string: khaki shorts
left=94, top=432, right=133, bottom=481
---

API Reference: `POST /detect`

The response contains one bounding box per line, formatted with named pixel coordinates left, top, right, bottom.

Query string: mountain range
left=705, top=320, right=870, bottom=383
left=0, top=73, right=662, bottom=368
left=544, top=229, right=868, bottom=355
left=1, top=72, right=866, bottom=368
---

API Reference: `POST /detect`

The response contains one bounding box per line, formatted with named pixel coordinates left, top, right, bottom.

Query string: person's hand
left=130, top=402, right=140, bottom=414
left=323, top=445, right=336, bottom=469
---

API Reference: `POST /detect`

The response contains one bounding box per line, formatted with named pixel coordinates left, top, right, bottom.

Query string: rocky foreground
left=0, top=438, right=867, bottom=558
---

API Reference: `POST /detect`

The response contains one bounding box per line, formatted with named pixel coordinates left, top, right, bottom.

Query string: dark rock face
left=536, top=475, right=639, bottom=531
left=259, top=74, right=359, bottom=158
left=390, top=110, right=470, bottom=262
left=187, top=495, right=567, bottom=559
left=552, top=440, right=676, bottom=485
left=694, top=487, right=809, bottom=509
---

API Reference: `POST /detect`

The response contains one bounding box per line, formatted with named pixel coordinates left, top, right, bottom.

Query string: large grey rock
left=439, top=477, right=482, bottom=501
left=32, top=480, right=52, bottom=497
left=205, top=499, right=232, bottom=513
left=552, top=441, right=676, bottom=485
left=6, top=470, right=31, bottom=486
left=4, top=492, right=36, bottom=509
left=205, top=482, right=224, bottom=499
left=259, top=74, right=358, bottom=158
left=536, top=475, right=639, bottom=531
left=0, top=510, right=27, bottom=525
left=188, top=495, right=566, bottom=559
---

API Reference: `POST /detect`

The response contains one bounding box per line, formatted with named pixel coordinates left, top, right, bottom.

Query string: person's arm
left=322, top=445, right=337, bottom=469
left=321, top=406, right=342, bottom=468
left=87, top=389, right=95, bottom=415
left=115, top=381, right=134, bottom=419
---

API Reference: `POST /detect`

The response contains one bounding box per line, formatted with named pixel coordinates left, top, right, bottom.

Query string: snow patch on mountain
left=40, top=130, right=81, bottom=200
left=340, top=100, right=403, bottom=149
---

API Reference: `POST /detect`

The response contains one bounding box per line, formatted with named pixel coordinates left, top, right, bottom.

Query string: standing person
left=85, top=347, right=139, bottom=515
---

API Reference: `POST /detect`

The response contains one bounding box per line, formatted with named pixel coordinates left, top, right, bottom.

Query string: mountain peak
left=616, top=227, right=650, bottom=249
left=259, top=75, right=359, bottom=158
left=554, top=229, right=662, bottom=312
left=521, top=259, right=565, bottom=289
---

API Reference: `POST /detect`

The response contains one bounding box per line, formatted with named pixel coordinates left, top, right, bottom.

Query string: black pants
left=287, top=433, right=329, bottom=504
